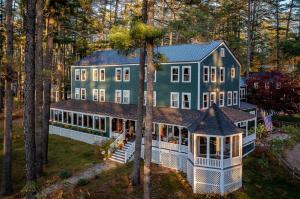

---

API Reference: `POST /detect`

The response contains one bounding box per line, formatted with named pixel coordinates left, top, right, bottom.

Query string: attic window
left=220, top=48, right=225, bottom=57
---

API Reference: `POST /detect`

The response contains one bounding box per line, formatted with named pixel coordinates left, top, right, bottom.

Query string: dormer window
left=231, top=68, right=235, bottom=78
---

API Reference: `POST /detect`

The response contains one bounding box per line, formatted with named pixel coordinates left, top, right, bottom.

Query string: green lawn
left=0, top=118, right=100, bottom=195
left=56, top=149, right=300, bottom=199
left=273, top=114, right=300, bottom=123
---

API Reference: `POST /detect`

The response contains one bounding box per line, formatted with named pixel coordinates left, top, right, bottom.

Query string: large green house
left=50, top=40, right=257, bottom=195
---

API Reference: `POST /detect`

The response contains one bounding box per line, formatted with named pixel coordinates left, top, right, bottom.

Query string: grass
left=0, top=117, right=100, bottom=196
left=273, top=114, right=300, bottom=123
left=53, top=149, right=300, bottom=199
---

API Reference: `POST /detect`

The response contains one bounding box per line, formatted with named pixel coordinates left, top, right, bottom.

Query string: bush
left=256, top=123, right=268, bottom=139
left=77, top=178, right=89, bottom=186
left=95, top=138, right=114, bottom=160
left=59, top=170, right=71, bottom=179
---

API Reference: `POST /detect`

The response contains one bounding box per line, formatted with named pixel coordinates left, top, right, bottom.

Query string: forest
left=0, top=0, right=300, bottom=198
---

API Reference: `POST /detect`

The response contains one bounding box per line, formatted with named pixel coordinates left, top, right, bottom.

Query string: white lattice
left=224, top=181, right=242, bottom=193
left=152, top=149, right=160, bottom=164
left=195, top=168, right=221, bottom=185
left=181, top=155, right=187, bottom=173
left=195, top=183, right=220, bottom=194
left=224, top=166, right=242, bottom=185
left=187, top=161, right=194, bottom=186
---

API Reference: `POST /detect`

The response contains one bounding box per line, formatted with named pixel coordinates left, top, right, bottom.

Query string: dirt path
left=285, top=143, right=300, bottom=170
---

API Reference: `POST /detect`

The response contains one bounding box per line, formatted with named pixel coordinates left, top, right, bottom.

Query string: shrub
left=59, top=170, right=71, bottom=179
left=256, top=123, right=268, bottom=139
left=77, top=178, right=89, bottom=186
left=95, top=138, right=114, bottom=160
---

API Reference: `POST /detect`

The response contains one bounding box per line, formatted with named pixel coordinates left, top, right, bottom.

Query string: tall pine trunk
left=35, top=0, right=44, bottom=177
left=1, top=0, right=13, bottom=195
left=24, top=0, right=37, bottom=191
left=132, top=0, right=147, bottom=186
left=42, top=16, right=54, bottom=165
left=246, top=0, right=252, bottom=78
left=144, top=0, right=154, bottom=198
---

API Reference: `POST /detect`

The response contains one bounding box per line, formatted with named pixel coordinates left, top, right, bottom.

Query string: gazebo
left=187, top=104, right=243, bottom=195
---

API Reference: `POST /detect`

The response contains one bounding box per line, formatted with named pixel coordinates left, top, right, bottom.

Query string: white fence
left=243, top=133, right=256, bottom=145
left=49, top=125, right=107, bottom=145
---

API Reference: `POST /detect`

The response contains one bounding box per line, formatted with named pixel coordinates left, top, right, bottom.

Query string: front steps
left=109, top=141, right=134, bottom=163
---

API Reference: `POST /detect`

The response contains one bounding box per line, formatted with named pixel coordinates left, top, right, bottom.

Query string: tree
left=35, top=0, right=45, bottom=177
left=1, top=0, right=13, bottom=195
left=24, top=0, right=37, bottom=196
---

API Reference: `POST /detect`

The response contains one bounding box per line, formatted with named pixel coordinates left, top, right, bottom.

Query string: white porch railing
left=243, top=133, right=256, bottom=145
left=160, top=141, right=179, bottom=151
left=142, top=139, right=188, bottom=152
left=194, top=157, right=222, bottom=168
left=223, top=157, right=242, bottom=168
left=109, top=131, right=125, bottom=151
left=125, top=142, right=135, bottom=162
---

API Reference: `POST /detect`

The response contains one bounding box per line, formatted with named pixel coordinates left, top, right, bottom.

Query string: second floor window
left=211, top=67, right=216, bottom=82
left=115, top=68, right=122, bottom=81
left=75, top=69, right=80, bottom=81
left=170, top=92, right=179, bottom=108
left=99, top=89, right=105, bottom=102
left=231, top=68, right=235, bottom=78
left=182, top=93, right=191, bottom=109
left=123, top=68, right=130, bottom=81
left=93, top=69, right=98, bottom=81
left=144, top=91, right=156, bottom=106
left=75, top=88, right=80, bottom=99
left=203, top=93, right=209, bottom=109
left=227, top=91, right=232, bottom=106
left=182, top=66, right=191, bottom=82
left=219, top=92, right=224, bottom=107
left=203, top=66, right=209, bottom=82
left=81, top=69, right=87, bottom=81
left=123, top=90, right=130, bottom=104
left=233, top=91, right=238, bottom=105
left=171, top=66, right=179, bottom=82
left=93, top=89, right=99, bottom=101
left=210, top=92, right=216, bottom=105
left=115, top=90, right=122, bottom=103
left=220, top=67, right=225, bottom=82
left=100, top=69, right=105, bottom=81
left=81, top=88, right=86, bottom=100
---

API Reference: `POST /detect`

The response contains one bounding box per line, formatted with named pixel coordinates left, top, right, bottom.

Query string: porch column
left=246, top=121, right=249, bottom=136
left=92, top=116, right=95, bottom=129
left=230, top=136, right=233, bottom=158
left=193, top=134, right=196, bottom=160
left=179, top=127, right=182, bottom=152
left=62, top=111, right=64, bottom=124
left=123, top=119, right=127, bottom=139
left=220, top=136, right=224, bottom=169
left=207, top=136, right=210, bottom=159
left=109, top=117, right=112, bottom=138
left=158, top=124, right=161, bottom=149
left=239, top=134, right=242, bottom=157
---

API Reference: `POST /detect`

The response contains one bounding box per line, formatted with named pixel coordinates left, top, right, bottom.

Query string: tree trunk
left=1, top=0, right=13, bottom=195
left=24, top=0, right=37, bottom=192
left=144, top=0, right=155, bottom=198
left=275, top=0, right=280, bottom=68
left=35, top=0, right=44, bottom=177
left=246, top=0, right=252, bottom=78
left=42, top=16, right=54, bottom=165
left=114, top=0, right=119, bottom=24
left=285, top=0, right=294, bottom=40
left=132, top=0, right=147, bottom=186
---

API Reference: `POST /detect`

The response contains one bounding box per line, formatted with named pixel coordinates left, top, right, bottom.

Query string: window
left=265, top=82, right=269, bottom=89
left=224, top=137, right=230, bottom=159
left=220, top=67, right=225, bottom=82
left=123, top=90, right=130, bottom=104
left=170, top=92, right=179, bottom=108
left=171, top=66, right=179, bottom=82
left=210, top=137, right=221, bottom=159
left=254, top=82, right=259, bottom=89
left=276, top=82, right=281, bottom=89
left=196, top=136, right=207, bottom=158
left=81, top=69, right=87, bottom=81
left=99, top=69, right=105, bottom=81
left=93, top=69, right=98, bottom=81
left=182, top=66, right=191, bottom=82
left=203, top=66, right=209, bottom=82
left=95, top=116, right=106, bottom=131
left=219, top=92, right=224, bottom=107
left=81, top=88, right=86, bottom=100
left=231, top=68, right=235, bottom=78
left=75, top=69, right=80, bottom=81
left=220, top=48, right=225, bottom=57
left=99, top=89, right=105, bottom=102
left=115, top=90, right=122, bottom=103
left=75, top=88, right=80, bottom=99
left=233, top=91, right=238, bottom=105
left=88, top=115, right=93, bottom=128
left=232, top=135, right=240, bottom=157
left=210, top=92, right=216, bottom=106
left=144, top=67, right=156, bottom=82
left=93, top=89, right=99, bottom=101
left=203, top=92, right=209, bottom=109
left=123, top=68, right=130, bottom=81
left=73, top=113, right=78, bottom=125
left=211, top=67, right=216, bottom=82
left=182, top=93, right=191, bottom=109
left=240, top=88, right=246, bottom=99
left=143, top=91, right=156, bottom=106
left=115, top=68, right=122, bottom=81
left=227, top=91, right=232, bottom=106
left=83, top=115, right=88, bottom=127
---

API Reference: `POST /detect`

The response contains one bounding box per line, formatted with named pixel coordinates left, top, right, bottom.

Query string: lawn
left=273, top=114, right=300, bottom=123
left=0, top=117, right=100, bottom=197
left=54, top=149, right=300, bottom=199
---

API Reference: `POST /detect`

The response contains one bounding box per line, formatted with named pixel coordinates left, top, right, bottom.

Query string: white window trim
left=219, top=92, right=225, bottom=107
left=210, top=92, right=216, bottom=106
left=231, top=68, right=235, bottom=78
left=99, top=68, right=105, bottom=81
left=92, top=69, right=98, bottom=81
left=170, top=92, right=179, bottom=108
left=115, top=90, right=122, bottom=103
left=221, top=48, right=225, bottom=57
left=93, top=89, right=99, bottom=101
left=203, top=66, right=210, bottom=83
left=115, top=68, right=122, bottom=82
left=81, top=69, right=87, bottom=81
left=171, top=66, right=180, bottom=83
left=144, top=91, right=157, bottom=107
left=233, top=91, right=238, bottom=105
left=203, top=92, right=209, bottom=109
left=81, top=88, right=86, bottom=100
left=75, top=88, right=80, bottom=99
left=220, top=67, right=225, bottom=83
left=227, top=91, right=232, bottom=106
left=144, top=68, right=156, bottom=82
left=123, top=67, right=130, bottom=82
left=99, top=89, right=105, bottom=102
left=123, top=90, right=130, bottom=104
left=75, top=69, right=80, bottom=81
left=211, top=66, right=217, bottom=83
left=181, top=92, right=191, bottom=109
left=182, top=66, right=191, bottom=83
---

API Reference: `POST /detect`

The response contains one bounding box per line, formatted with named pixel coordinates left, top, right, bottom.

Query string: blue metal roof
left=74, top=40, right=223, bottom=66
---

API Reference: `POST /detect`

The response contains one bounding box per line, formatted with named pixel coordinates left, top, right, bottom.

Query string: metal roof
left=74, top=41, right=223, bottom=66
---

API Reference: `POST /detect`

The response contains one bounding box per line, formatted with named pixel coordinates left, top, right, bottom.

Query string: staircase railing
left=125, top=141, right=135, bottom=163
left=109, top=131, right=125, bottom=153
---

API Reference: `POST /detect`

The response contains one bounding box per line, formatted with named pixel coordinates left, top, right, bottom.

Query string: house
left=49, top=40, right=257, bottom=195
